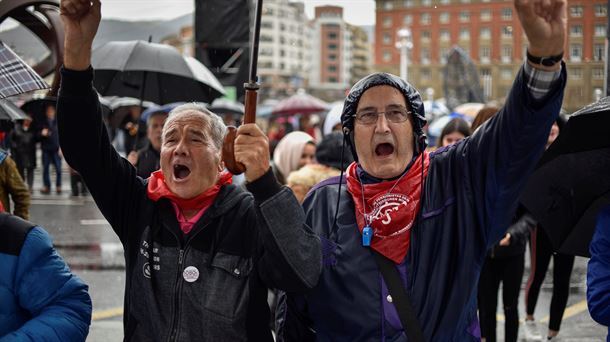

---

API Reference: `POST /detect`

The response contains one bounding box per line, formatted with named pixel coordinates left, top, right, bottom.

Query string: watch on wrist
left=526, top=50, right=563, bottom=67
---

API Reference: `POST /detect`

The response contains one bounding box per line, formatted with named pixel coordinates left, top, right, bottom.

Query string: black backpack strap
left=0, top=213, right=36, bottom=255
left=373, top=251, right=425, bottom=342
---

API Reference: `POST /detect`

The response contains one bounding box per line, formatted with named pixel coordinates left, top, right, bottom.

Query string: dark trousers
left=525, top=227, right=575, bottom=331
left=16, top=164, right=34, bottom=190
left=478, top=253, right=525, bottom=342
left=70, top=172, right=88, bottom=196
left=42, top=150, right=62, bottom=188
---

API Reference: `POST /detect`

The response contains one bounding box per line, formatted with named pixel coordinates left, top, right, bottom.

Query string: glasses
left=352, top=107, right=411, bottom=125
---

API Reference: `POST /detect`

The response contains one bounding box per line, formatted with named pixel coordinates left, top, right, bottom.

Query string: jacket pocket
left=202, top=252, right=253, bottom=320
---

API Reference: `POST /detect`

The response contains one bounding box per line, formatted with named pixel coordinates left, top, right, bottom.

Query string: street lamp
left=396, top=27, right=413, bottom=81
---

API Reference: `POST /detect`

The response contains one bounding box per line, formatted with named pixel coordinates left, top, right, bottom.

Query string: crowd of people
left=2, top=0, right=610, bottom=341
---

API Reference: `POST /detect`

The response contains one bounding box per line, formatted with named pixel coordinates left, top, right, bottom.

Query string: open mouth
left=375, top=143, right=394, bottom=157
left=173, top=164, right=191, bottom=180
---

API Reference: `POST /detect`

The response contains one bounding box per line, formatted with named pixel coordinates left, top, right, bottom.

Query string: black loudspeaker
left=194, top=0, right=252, bottom=101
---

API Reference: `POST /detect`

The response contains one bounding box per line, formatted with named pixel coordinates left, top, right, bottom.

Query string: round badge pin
left=183, top=266, right=200, bottom=283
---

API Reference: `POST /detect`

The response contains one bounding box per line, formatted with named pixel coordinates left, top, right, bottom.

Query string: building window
left=595, top=4, right=607, bottom=17
left=328, top=65, right=337, bottom=72
left=421, top=13, right=431, bottom=25
left=570, top=44, right=582, bottom=61
left=594, top=44, right=605, bottom=61
left=480, top=46, right=491, bottom=63
left=570, top=25, right=583, bottom=37
left=328, top=77, right=338, bottom=83
left=481, top=9, right=492, bottom=21
left=460, top=0, right=471, bottom=3
left=279, top=49, right=285, bottom=57
left=459, top=11, right=470, bottom=22
left=593, top=68, right=604, bottom=80
left=502, top=45, right=512, bottom=63
left=328, top=32, right=338, bottom=39
left=421, top=48, right=431, bottom=64
left=440, top=47, right=449, bottom=63
left=403, top=14, right=413, bottom=25
left=440, top=12, right=450, bottom=24
left=570, top=5, right=583, bottom=17
left=383, top=16, right=392, bottom=28
left=502, top=26, right=513, bottom=38
left=460, top=28, right=470, bottom=40
left=261, top=21, right=273, bottom=29
left=596, top=24, right=606, bottom=37
left=261, top=34, right=273, bottom=42
left=328, top=54, right=337, bottom=61
left=329, top=43, right=338, bottom=50
left=421, top=30, right=431, bottom=41
left=422, top=0, right=432, bottom=6
left=440, top=29, right=450, bottom=41
left=440, top=0, right=450, bottom=4
left=502, top=8, right=512, bottom=20
left=403, top=0, right=414, bottom=7
left=383, top=50, right=391, bottom=62
left=480, top=68, right=491, bottom=77
left=383, top=32, right=391, bottom=44
left=480, top=27, right=491, bottom=39
left=570, top=68, right=582, bottom=80
left=501, top=68, right=513, bottom=80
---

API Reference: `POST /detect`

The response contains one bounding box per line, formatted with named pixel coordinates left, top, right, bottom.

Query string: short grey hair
left=164, top=103, right=227, bottom=151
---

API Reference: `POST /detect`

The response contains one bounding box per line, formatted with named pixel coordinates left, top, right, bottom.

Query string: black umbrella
left=101, top=96, right=157, bottom=129
left=20, top=97, right=56, bottom=133
left=520, top=97, right=610, bottom=257
left=91, top=41, right=226, bottom=105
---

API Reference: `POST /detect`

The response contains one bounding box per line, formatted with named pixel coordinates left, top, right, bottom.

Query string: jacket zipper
left=167, top=248, right=185, bottom=342
left=166, top=222, right=212, bottom=342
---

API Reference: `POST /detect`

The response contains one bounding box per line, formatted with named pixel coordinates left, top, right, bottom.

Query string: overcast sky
left=99, top=0, right=376, bottom=26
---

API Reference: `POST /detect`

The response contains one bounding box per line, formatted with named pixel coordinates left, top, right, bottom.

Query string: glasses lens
left=356, top=111, right=378, bottom=124
left=386, top=109, right=409, bottom=123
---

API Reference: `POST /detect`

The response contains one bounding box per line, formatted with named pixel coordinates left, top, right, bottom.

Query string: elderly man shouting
left=57, top=0, right=321, bottom=341
left=277, top=0, right=567, bottom=341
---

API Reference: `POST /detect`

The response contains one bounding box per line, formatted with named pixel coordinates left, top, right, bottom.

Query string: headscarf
left=272, top=131, right=315, bottom=180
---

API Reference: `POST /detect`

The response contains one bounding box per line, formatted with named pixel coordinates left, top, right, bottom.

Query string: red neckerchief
left=147, top=170, right=232, bottom=211
left=346, top=152, right=430, bottom=264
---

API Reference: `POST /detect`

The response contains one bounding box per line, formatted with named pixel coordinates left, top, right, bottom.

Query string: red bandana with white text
left=147, top=170, right=232, bottom=211
left=346, top=152, right=429, bottom=264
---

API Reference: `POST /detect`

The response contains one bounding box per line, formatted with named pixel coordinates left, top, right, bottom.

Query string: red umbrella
left=272, top=90, right=329, bottom=116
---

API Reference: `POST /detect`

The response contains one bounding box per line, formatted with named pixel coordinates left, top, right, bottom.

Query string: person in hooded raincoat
left=275, top=1, right=568, bottom=340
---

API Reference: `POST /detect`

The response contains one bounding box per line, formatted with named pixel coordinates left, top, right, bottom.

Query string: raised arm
left=455, top=0, right=567, bottom=246
left=57, top=0, right=146, bottom=241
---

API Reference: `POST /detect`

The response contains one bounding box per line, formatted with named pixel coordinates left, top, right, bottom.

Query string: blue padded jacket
left=0, top=214, right=91, bottom=341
